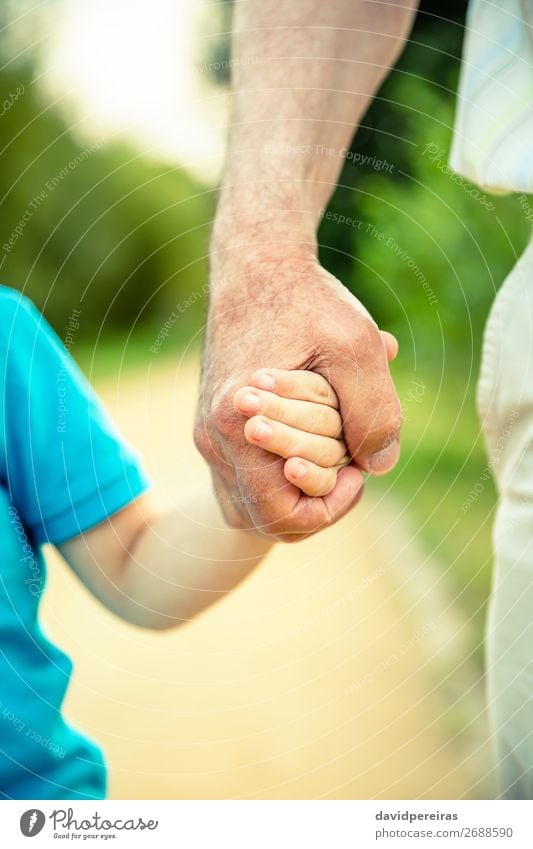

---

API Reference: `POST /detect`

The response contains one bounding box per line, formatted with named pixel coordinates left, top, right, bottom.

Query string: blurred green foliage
left=320, top=7, right=530, bottom=367
left=0, top=64, right=212, bottom=345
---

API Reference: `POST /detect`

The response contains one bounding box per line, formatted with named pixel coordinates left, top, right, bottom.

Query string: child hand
left=233, top=368, right=351, bottom=497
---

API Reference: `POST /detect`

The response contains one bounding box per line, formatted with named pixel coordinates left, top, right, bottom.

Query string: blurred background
left=2, top=0, right=530, bottom=798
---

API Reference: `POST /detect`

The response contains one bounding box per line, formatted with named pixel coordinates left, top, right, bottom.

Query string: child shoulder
left=0, top=284, right=37, bottom=309
left=0, top=285, right=41, bottom=330
left=0, top=286, right=47, bottom=367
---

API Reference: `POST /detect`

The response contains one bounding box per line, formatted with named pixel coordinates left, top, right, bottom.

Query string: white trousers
left=478, top=230, right=533, bottom=798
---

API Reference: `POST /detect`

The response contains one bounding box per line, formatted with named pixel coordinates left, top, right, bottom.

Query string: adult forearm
left=195, top=1, right=411, bottom=537
left=213, top=0, right=418, bottom=255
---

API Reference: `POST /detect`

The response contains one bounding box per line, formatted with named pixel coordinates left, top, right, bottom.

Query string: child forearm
left=59, top=492, right=272, bottom=630
left=116, top=495, right=272, bottom=629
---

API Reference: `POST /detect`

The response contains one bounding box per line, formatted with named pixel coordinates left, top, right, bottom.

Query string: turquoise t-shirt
left=0, top=287, right=149, bottom=800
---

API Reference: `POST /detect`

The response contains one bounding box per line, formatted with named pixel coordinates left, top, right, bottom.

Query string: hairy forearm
left=118, top=495, right=272, bottom=629
left=213, top=0, right=418, bottom=256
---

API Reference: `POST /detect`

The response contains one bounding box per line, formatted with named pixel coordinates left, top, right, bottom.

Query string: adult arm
left=195, top=0, right=419, bottom=538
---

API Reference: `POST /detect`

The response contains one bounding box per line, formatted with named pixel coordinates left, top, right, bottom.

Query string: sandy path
left=41, top=354, right=490, bottom=799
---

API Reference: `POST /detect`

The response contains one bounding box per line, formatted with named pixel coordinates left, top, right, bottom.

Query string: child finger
left=249, top=368, right=339, bottom=408
left=284, top=457, right=340, bottom=497
left=233, top=386, right=342, bottom=437
left=244, top=416, right=347, bottom=467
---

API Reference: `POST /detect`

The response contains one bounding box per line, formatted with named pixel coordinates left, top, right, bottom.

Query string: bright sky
left=41, top=0, right=227, bottom=182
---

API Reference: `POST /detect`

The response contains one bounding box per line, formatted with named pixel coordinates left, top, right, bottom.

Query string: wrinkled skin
left=194, top=249, right=402, bottom=542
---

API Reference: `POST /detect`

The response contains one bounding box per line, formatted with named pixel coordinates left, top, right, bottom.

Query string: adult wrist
left=212, top=172, right=320, bottom=244
left=210, top=205, right=318, bottom=285
left=212, top=203, right=317, bottom=247
left=209, top=232, right=318, bottom=299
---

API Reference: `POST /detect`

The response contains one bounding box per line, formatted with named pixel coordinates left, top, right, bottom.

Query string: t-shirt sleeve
left=2, top=292, right=150, bottom=545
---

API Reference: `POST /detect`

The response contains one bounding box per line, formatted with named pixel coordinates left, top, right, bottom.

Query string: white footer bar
left=2, top=799, right=532, bottom=848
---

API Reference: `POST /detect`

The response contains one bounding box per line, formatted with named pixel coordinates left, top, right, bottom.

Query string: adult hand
left=194, top=246, right=402, bottom=541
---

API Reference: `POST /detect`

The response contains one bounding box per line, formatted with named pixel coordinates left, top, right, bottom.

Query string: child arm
left=58, top=368, right=353, bottom=629
left=58, top=492, right=271, bottom=630
left=4, top=292, right=356, bottom=630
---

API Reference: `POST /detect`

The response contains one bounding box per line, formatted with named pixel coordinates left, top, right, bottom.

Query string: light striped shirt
left=450, top=0, right=533, bottom=193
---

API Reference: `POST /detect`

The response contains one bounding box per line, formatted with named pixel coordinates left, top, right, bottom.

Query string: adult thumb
left=333, top=333, right=402, bottom=476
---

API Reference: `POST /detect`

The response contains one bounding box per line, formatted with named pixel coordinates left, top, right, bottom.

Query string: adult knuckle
left=193, top=421, right=213, bottom=460
left=211, top=396, right=233, bottom=433
left=318, top=328, right=371, bottom=374
left=211, top=396, right=247, bottom=449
